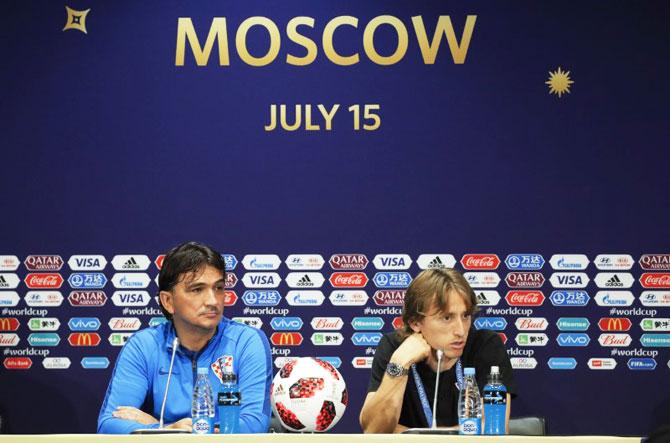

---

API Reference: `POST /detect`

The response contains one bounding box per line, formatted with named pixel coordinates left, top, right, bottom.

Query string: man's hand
left=112, top=406, right=158, bottom=425
left=166, top=418, right=192, bottom=432
left=391, top=333, right=431, bottom=368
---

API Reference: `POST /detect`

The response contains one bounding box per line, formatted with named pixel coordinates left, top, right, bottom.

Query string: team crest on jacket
left=211, top=355, right=234, bottom=383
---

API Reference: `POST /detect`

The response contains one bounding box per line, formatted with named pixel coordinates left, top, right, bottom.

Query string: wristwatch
left=386, top=362, right=409, bottom=377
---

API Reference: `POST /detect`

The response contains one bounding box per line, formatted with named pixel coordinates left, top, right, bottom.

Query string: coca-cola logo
left=329, top=272, right=368, bottom=288
left=155, top=254, right=166, bottom=270
left=640, top=255, right=670, bottom=271
left=24, top=273, right=63, bottom=289
left=68, top=291, right=107, bottom=307
left=460, top=254, right=500, bottom=270
left=640, top=273, right=670, bottom=288
left=24, top=255, right=64, bottom=271
left=505, top=290, right=545, bottom=306
left=505, top=272, right=545, bottom=288
left=372, top=290, right=405, bottom=306
left=329, top=254, right=369, bottom=270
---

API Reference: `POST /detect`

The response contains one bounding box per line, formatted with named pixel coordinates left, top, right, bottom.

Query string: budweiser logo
left=515, top=317, right=548, bottom=331
left=329, top=254, right=368, bottom=270
left=639, top=254, right=670, bottom=270
left=311, top=317, right=344, bottom=330
left=640, top=273, right=670, bottom=288
left=460, top=254, right=500, bottom=270
left=329, top=272, right=368, bottom=288
left=24, top=255, right=64, bottom=271
left=505, top=291, right=545, bottom=306
left=24, top=273, right=63, bottom=289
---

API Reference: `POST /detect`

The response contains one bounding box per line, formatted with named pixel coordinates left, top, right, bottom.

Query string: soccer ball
left=271, top=357, right=348, bottom=432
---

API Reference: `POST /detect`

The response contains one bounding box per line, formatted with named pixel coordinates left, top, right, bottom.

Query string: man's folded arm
left=236, top=328, right=273, bottom=433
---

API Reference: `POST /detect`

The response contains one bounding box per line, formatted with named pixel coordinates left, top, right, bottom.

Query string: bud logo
left=329, top=290, right=368, bottom=306
left=286, top=272, right=325, bottom=288
left=627, top=358, right=657, bottom=370
left=242, top=254, right=281, bottom=270
left=108, top=317, right=142, bottom=331
left=598, top=333, right=632, bottom=347
left=505, top=272, right=544, bottom=288
left=223, top=291, right=238, bottom=306
left=68, top=317, right=101, bottom=331
left=24, top=255, right=63, bottom=271
left=588, top=358, right=616, bottom=370
left=68, top=291, right=107, bottom=307
left=556, top=333, right=590, bottom=347
left=108, top=333, right=133, bottom=346
left=0, top=317, right=19, bottom=331
left=416, top=254, right=456, bottom=270
left=329, top=272, right=368, bottom=288
left=0, top=274, right=20, bottom=289
left=28, top=332, right=61, bottom=347
left=373, top=254, right=412, bottom=270
left=270, top=317, right=303, bottom=331
left=594, top=272, right=634, bottom=289
left=285, top=254, right=324, bottom=270
left=351, top=332, right=383, bottom=346
left=311, top=317, right=344, bottom=330
left=549, top=272, right=589, bottom=288
left=270, top=332, right=303, bottom=346
left=154, top=255, right=165, bottom=270
left=475, top=290, right=501, bottom=307
left=515, top=333, right=548, bottom=346
left=556, top=318, right=590, bottom=331
left=28, top=318, right=60, bottom=331
left=505, top=291, right=545, bottom=306
left=640, top=291, right=670, bottom=307
left=515, top=317, right=548, bottom=331
left=3, top=357, right=32, bottom=369
left=463, top=272, right=500, bottom=288
left=640, top=318, right=670, bottom=332
left=311, top=332, right=344, bottom=346
left=81, top=357, right=110, bottom=369
left=112, top=273, right=151, bottom=289
left=0, top=291, right=20, bottom=307
left=598, top=318, right=631, bottom=332
left=594, top=255, right=634, bottom=271
left=510, top=357, right=537, bottom=370
left=640, top=334, right=670, bottom=347
left=351, top=317, right=384, bottom=330
left=373, top=272, right=412, bottom=289
left=640, top=273, right=670, bottom=288
left=329, top=254, right=368, bottom=270
left=232, top=317, right=263, bottom=329
left=242, top=272, right=280, bottom=288
left=595, top=291, right=634, bottom=307
left=352, top=357, right=373, bottom=368
left=25, top=273, right=63, bottom=289
left=68, top=255, right=107, bottom=271
left=68, top=272, right=107, bottom=289
left=25, top=291, right=64, bottom=307
left=549, top=290, right=590, bottom=307
left=42, top=357, right=72, bottom=370
left=221, top=254, right=238, bottom=271
left=111, top=255, right=150, bottom=271
left=549, top=254, right=589, bottom=270
left=547, top=357, right=577, bottom=370
left=0, top=333, right=20, bottom=346
left=242, top=290, right=281, bottom=306
left=639, top=254, right=670, bottom=271
left=474, top=317, right=507, bottom=331
left=112, top=291, right=150, bottom=306
left=460, top=254, right=500, bottom=270
left=285, top=290, right=325, bottom=306
left=0, top=256, right=20, bottom=271
left=504, top=254, right=544, bottom=271
left=392, top=316, right=404, bottom=330
left=225, top=273, right=238, bottom=288
left=373, top=290, right=405, bottom=306
left=68, top=332, right=101, bottom=346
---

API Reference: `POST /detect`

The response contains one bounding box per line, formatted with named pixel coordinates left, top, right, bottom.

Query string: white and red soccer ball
left=271, top=357, right=348, bottom=432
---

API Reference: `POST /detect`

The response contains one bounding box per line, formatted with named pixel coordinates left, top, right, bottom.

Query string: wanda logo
left=460, top=254, right=500, bottom=270
left=505, top=272, right=545, bottom=288
left=329, top=272, right=368, bottom=288
left=505, top=290, right=545, bottom=306
left=329, top=254, right=368, bottom=270
left=24, top=273, right=63, bottom=289
left=640, top=273, right=670, bottom=288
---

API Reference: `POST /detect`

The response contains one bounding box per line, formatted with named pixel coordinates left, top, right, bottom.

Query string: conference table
left=0, top=434, right=642, bottom=442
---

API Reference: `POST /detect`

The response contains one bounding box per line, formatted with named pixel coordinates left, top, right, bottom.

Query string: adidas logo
left=0, top=276, right=7, bottom=287
left=606, top=275, right=624, bottom=287
left=427, top=256, right=445, bottom=269
left=296, top=274, right=313, bottom=287
left=122, top=257, right=140, bottom=269
left=476, top=292, right=489, bottom=304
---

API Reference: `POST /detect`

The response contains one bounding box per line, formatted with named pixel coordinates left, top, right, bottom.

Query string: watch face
left=387, top=363, right=405, bottom=377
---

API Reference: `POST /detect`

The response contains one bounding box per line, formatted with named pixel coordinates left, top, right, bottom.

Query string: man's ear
left=159, top=290, right=175, bottom=315
left=408, top=318, right=422, bottom=333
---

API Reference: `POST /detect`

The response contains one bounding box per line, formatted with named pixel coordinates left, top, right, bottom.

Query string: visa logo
left=474, top=317, right=507, bottom=331
left=270, top=317, right=303, bottom=331
left=121, top=294, right=144, bottom=303
left=75, top=258, right=101, bottom=268
left=242, top=273, right=281, bottom=288
left=351, top=332, right=382, bottom=346
left=68, top=317, right=101, bottom=331
left=556, top=333, right=590, bottom=347
left=558, top=276, right=583, bottom=285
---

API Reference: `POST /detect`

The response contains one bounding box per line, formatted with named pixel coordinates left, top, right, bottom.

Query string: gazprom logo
left=68, top=317, right=101, bottom=331
left=547, top=357, right=577, bottom=370
left=474, top=317, right=507, bottom=331
left=556, top=317, right=590, bottom=331
left=556, top=333, right=590, bottom=347
left=504, top=254, right=544, bottom=270
left=627, top=358, right=657, bottom=370
left=373, top=272, right=412, bottom=289
left=351, top=317, right=384, bottom=330
left=549, top=291, right=589, bottom=307
left=351, top=332, right=382, bottom=346
left=241, top=290, right=281, bottom=306
left=222, top=254, right=238, bottom=270
left=81, top=356, right=110, bottom=369
left=270, top=317, right=303, bottom=331
left=317, top=356, right=342, bottom=369
left=28, top=333, right=61, bottom=347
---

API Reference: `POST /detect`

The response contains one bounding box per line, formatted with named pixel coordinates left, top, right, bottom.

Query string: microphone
left=431, top=349, right=443, bottom=429
left=132, top=336, right=189, bottom=434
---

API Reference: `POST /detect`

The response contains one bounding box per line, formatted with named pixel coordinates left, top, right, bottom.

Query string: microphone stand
left=431, top=350, right=443, bottom=429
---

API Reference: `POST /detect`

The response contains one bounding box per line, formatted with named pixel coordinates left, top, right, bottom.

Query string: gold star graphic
left=546, top=67, right=573, bottom=98
left=63, top=6, right=90, bottom=34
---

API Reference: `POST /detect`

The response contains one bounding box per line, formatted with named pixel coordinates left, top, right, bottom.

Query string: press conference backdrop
left=1, top=0, right=669, bottom=437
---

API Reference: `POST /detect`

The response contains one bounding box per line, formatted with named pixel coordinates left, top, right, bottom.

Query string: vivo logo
left=373, top=254, right=412, bottom=270
left=241, top=290, right=281, bottom=306
left=270, top=317, right=303, bottom=331
left=547, top=357, right=577, bottom=370
left=68, top=255, right=107, bottom=271
left=549, top=290, right=590, bottom=307
left=68, top=317, right=101, bottom=331
left=556, top=333, right=590, bottom=347
left=474, top=317, right=507, bottom=331
left=242, top=272, right=281, bottom=288
left=351, top=332, right=382, bottom=346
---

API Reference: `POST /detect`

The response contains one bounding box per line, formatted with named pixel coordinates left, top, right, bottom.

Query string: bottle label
left=193, top=417, right=213, bottom=434
left=483, top=391, right=506, bottom=405
left=459, top=418, right=481, bottom=435
left=218, top=391, right=241, bottom=406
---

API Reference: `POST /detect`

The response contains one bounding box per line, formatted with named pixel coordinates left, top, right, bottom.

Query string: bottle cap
left=197, top=367, right=209, bottom=375
left=490, top=366, right=499, bottom=374
left=464, top=367, right=475, bottom=376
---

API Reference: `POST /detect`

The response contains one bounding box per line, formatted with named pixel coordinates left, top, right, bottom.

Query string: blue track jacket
left=97, top=318, right=272, bottom=434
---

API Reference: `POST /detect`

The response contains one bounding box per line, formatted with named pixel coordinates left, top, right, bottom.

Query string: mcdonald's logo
left=270, top=332, right=303, bottom=346
left=68, top=332, right=101, bottom=346
left=597, top=317, right=632, bottom=331
left=0, top=317, right=20, bottom=331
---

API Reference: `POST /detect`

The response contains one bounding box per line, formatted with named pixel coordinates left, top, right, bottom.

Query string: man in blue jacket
left=98, top=241, right=273, bottom=433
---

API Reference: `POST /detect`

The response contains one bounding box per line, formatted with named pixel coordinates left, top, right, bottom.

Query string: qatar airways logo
left=460, top=254, right=500, bottom=270
left=505, top=272, right=544, bottom=288
left=639, top=254, right=670, bottom=271
left=24, top=255, right=64, bottom=271
left=373, top=290, right=405, bottom=306
left=329, top=254, right=368, bottom=270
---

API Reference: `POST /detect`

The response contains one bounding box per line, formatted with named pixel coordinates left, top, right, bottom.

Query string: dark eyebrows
left=184, top=279, right=225, bottom=291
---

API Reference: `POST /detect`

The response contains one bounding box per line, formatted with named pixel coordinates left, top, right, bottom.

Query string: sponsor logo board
left=111, top=255, right=151, bottom=271
left=549, top=273, right=589, bottom=288
left=241, top=272, right=280, bottom=288
left=25, top=273, right=63, bottom=289
left=242, top=254, right=281, bottom=270
left=285, top=254, right=324, bottom=270
left=373, top=254, right=412, bottom=270
left=416, top=254, right=456, bottom=269
left=68, top=255, right=107, bottom=271
left=464, top=272, right=500, bottom=288
left=24, top=255, right=63, bottom=271
left=24, top=291, right=64, bottom=307
left=329, top=290, right=368, bottom=306
left=504, top=254, right=544, bottom=270
left=329, top=254, right=368, bottom=270
left=68, top=291, right=107, bottom=307
left=549, top=255, right=589, bottom=270
left=285, top=290, right=325, bottom=306
left=594, top=254, right=634, bottom=271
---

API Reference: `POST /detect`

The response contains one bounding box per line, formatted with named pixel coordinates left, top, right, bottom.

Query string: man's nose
left=453, top=317, right=466, bottom=336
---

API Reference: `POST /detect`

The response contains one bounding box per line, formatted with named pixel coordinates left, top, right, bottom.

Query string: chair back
left=509, top=416, right=547, bottom=436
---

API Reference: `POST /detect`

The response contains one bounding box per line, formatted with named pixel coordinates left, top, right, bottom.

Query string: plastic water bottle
left=192, top=367, right=215, bottom=434
left=458, top=367, right=482, bottom=435
left=483, top=366, right=507, bottom=435
left=218, top=368, right=241, bottom=434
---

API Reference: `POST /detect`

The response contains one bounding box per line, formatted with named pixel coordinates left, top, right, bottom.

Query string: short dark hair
left=157, top=241, right=227, bottom=321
